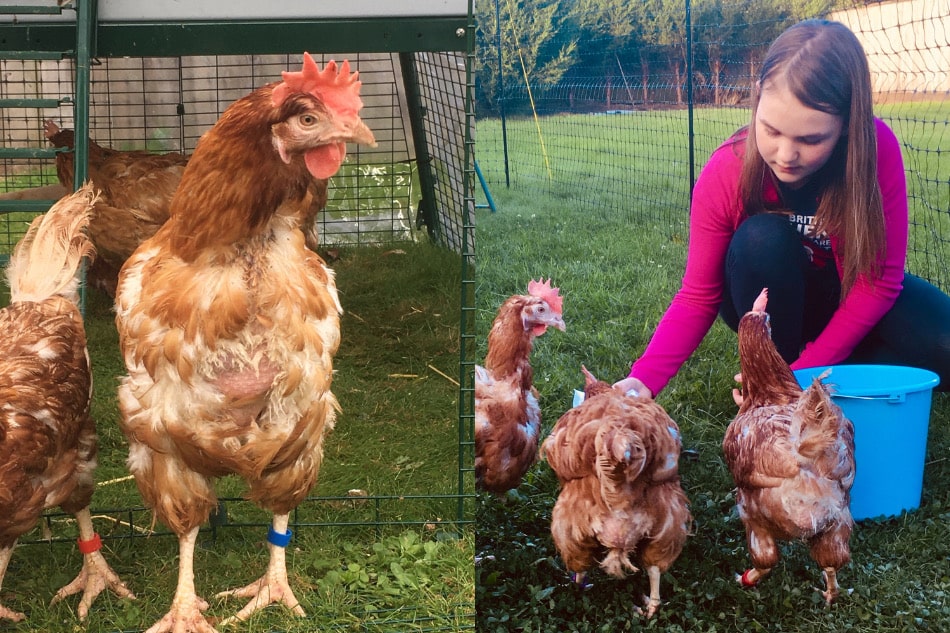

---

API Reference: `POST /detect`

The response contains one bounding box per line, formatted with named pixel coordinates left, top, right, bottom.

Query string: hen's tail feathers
left=794, top=377, right=841, bottom=461
left=6, top=182, right=97, bottom=305
left=596, top=422, right=646, bottom=504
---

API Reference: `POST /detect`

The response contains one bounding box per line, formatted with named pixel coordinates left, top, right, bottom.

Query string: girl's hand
left=612, top=376, right=653, bottom=399
left=732, top=372, right=743, bottom=406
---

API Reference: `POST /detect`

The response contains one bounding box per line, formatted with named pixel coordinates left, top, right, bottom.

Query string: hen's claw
left=634, top=595, right=661, bottom=619
left=50, top=550, right=136, bottom=620
left=0, top=605, right=25, bottom=622
left=142, top=601, right=216, bottom=633
left=217, top=515, right=306, bottom=625
left=216, top=574, right=305, bottom=626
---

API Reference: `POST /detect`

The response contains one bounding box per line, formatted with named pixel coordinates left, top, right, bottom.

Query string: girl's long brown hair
left=738, top=19, right=884, bottom=297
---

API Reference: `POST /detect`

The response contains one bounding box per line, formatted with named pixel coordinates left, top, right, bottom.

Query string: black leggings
left=719, top=213, right=950, bottom=391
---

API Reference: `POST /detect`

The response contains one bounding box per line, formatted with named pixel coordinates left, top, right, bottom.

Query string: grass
left=0, top=240, right=474, bottom=632
left=476, top=101, right=950, bottom=289
left=474, top=172, right=950, bottom=630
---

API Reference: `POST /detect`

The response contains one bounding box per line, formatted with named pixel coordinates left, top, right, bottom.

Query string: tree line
left=474, top=0, right=863, bottom=115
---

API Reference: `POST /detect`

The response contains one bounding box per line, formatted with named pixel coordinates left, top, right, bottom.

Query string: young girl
left=614, top=19, right=950, bottom=400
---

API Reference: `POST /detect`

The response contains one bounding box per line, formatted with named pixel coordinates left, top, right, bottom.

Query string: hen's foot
left=634, top=595, right=661, bottom=619
left=0, top=604, right=25, bottom=622
left=216, top=573, right=306, bottom=626
left=142, top=601, right=216, bottom=633
left=50, top=549, right=136, bottom=620
left=817, top=567, right=840, bottom=606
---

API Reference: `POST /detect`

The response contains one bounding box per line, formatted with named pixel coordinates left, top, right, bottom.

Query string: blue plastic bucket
left=793, top=365, right=940, bottom=521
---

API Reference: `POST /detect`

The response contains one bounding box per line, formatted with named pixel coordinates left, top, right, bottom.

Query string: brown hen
left=44, top=121, right=327, bottom=297
left=114, top=55, right=375, bottom=633
left=475, top=279, right=565, bottom=493
left=723, top=288, right=855, bottom=605
left=44, top=120, right=190, bottom=297
left=541, top=367, right=691, bottom=618
left=0, top=184, right=135, bottom=622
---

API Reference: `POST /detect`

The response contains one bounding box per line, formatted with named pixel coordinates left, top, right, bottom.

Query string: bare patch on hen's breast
left=211, top=351, right=280, bottom=427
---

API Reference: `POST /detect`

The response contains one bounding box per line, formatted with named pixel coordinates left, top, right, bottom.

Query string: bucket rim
left=792, top=364, right=940, bottom=397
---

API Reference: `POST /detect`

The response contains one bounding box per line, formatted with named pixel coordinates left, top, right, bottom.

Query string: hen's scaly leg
left=0, top=544, right=25, bottom=622
left=737, top=524, right=777, bottom=589
left=737, top=566, right=772, bottom=588
left=143, top=527, right=215, bottom=633
left=638, top=565, right=662, bottom=618
left=217, top=513, right=305, bottom=625
left=50, top=508, right=136, bottom=619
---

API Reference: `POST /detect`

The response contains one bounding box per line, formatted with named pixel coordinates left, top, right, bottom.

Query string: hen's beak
left=523, top=312, right=566, bottom=335
left=537, top=314, right=565, bottom=332
left=346, top=118, right=377, bottom=148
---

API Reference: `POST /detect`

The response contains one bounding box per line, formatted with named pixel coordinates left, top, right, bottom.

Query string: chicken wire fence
left=0, top=51, right=473, bottom=254
left=476, top=0, right=950, bottom=293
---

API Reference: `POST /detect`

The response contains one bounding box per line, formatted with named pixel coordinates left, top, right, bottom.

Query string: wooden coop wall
left=0, top=51, right=470, bottom=250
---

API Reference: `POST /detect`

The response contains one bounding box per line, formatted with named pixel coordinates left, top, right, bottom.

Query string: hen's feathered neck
left=165, top=84, right=312, bottom=260
left=737, top=311, right=802, bottom=414
left=483, top=296, right=537, bottom=387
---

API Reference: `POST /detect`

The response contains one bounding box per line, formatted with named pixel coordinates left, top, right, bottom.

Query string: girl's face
left=754, top=79, right=845, bottom=189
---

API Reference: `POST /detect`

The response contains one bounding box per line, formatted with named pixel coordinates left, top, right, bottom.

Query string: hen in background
left=115, top=54, right=375, bottom=633
left=541, top=367, right=690, bottom=618
left=44, top=120, right=190, bottom=297
left=44, top=121, right=328, bottom=297
left=0, top=184, right=135, bottom=622
left=475, top=278, right=565, bottom=494
left=723, top=288, right=855, bottom=605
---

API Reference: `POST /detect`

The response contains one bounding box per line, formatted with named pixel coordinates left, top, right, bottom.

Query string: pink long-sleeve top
left=629, top=118, right=908, bottom=396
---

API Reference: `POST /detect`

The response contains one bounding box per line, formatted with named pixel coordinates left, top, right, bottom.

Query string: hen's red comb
left=527, top=278, right=563, bottom=315
left=272, top=54, right=364, bottom=116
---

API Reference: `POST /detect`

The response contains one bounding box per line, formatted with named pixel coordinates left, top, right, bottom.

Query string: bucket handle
left=832, top=392, right=906, bottom=404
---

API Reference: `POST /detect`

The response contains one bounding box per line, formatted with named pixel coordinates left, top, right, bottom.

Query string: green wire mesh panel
left=1, top=53, right=425, bottom=247
left=402, top=50, right=476, bottom=255
left=403, top=47, right=477, bottom=526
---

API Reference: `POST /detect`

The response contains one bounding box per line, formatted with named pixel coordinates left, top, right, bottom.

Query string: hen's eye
left=299, top=114, right=317, bottom=126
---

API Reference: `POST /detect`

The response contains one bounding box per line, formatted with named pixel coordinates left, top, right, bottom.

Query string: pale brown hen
left=45, top=121, right=327, bottom=297
left=540, top=367, right=691, bottom=618
left=475, top=279, right=565, bottom=493
left=0, top=184, right=134, bottom=622
left=723, top=288, right=855, bottom=605
left=44, top=120, right=190, bottom=297
left=114, top=55, right=375, bottom=633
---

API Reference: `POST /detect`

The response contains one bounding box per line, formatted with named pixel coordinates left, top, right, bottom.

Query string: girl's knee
left=730, top=213, right=803, bottom=266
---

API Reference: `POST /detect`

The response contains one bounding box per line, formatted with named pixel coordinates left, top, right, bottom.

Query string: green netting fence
left=475, top=0, right=950, bottom=292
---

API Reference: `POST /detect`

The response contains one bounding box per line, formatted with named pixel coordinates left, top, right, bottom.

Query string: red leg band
left=77, top=533, right=102, bottom=554
left=740, top=569, right=758, bottom=587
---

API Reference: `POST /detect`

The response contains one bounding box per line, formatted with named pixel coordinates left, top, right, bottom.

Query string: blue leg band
left=267, top=526, right=293, bottom=547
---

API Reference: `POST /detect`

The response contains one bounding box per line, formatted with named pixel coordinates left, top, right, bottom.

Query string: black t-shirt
left=777, top=179, right=833, bottom=267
